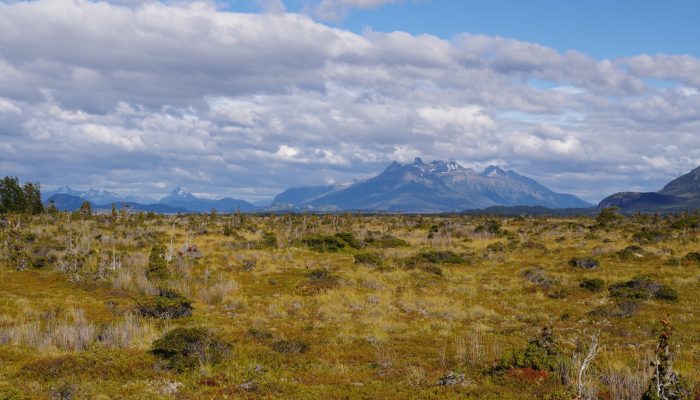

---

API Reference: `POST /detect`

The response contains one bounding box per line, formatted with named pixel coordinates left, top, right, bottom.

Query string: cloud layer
left=1, top=0, right=700, bottom=202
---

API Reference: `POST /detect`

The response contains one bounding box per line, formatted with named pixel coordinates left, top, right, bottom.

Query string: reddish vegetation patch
left=509, top=368, right=549, bottom=383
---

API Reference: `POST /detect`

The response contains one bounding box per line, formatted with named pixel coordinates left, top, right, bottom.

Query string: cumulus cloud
left=0, top=0, right=700, bottom=201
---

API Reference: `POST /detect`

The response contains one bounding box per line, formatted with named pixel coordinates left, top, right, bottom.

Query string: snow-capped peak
left=171, top=186, right=191, bottom=196
left=482, top=165, right=507, bottom=177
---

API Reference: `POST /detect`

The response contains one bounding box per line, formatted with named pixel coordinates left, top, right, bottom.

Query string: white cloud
left=0, top=0, right=699, bottom=201
left=0, top=98, right=21, bottom=115
left=417, top=106, right=495, bottom=133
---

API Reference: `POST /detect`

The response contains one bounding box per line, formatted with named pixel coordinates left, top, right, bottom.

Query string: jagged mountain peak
left=481, top=165, right=507, bottom=177
left=162, top=186, right=198, bottom=201
left=275, top=159, right=590, bottom=212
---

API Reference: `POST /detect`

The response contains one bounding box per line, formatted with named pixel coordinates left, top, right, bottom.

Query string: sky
left=1, top=0, right=700, bottom=203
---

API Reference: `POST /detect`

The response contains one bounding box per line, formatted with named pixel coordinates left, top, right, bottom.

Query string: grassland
left=0, top=210, right=698, bottom=399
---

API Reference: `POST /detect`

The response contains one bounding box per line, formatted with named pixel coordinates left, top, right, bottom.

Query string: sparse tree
left=596, top=206, right=623, bottom=226
left=147, top=243, right=169, bottom=279
left=642, top=319, right=692, bottom=400
left=79, top=200, right=92, bottom=218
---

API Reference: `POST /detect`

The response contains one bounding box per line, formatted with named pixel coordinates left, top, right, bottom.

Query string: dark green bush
left=257, top=231, right=277, bottom=249
left=655, top=285, right=679, bottom=301
left=632, top=230, right=666, bottom=244
left=547, top=288, right=570, bottom=299
left=596, top=207, right=622, bottom=226
left=683, top=252, right=700, bottom=263
left=475, top=219, right=503, bottom=235
left=364, top=234, right=409, bottom=248
left=609, top=276, right=678, bottom=301
left=334, top=232, right=363, bottom=249
left=354, top=252, right=384, bottom=268
left=580, top=278, right=605, bottom=292
left=151, top=327, right=231, bottom=371
left=497, top=326, right=565, bottom=372
left=590, top=300, right=642, bottom=318
left=138, top=289, right=193, bottom=319
left=417, top=250, right=467, bottom=264
left=297, top=234, right=347, bottom=252
left=146, top=243, right=169, bottom=280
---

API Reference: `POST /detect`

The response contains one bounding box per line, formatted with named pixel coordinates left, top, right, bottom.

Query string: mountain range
left=599, top=166, right=700, bottom=212
left=43, top=186, right=156, bottom=205
left=46, top=186, right=256, bottom=213
left=272, top=158, right=590, bottom=212
left=39, top=161, right=700, bottom=214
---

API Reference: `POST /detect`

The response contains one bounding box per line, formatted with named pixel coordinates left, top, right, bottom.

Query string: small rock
left=568, top=257, right=599, bottom=269
left=240, top=381, right=257, bottom=392
left=436, top=371, right=466, bottom=387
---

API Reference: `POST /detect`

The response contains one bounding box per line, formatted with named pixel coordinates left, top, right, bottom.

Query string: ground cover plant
left=0, top=209, right=699, bottom=399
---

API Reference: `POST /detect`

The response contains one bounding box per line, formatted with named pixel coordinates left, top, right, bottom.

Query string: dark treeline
left=0, top=176, right=43, bottom=215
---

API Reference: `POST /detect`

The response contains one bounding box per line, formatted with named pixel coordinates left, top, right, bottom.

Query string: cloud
left=0, top=0, right=699, bottom=202
left=315, top=0, right=401, bottom=21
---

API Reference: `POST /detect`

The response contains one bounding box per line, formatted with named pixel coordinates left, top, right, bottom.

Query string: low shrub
left=257, top=231, right=277, bottom=249
left=138, top=289, right=193, bottom=319
left=617, top=245, right=645, bottom=259
left=547, top=288, right=569, bottom=299
left=569, top=257, right=599, bottom=269
left=407, top=250, right=469, bottom=267
left=683, top=252, right=700, bottom=264
left=579, top=278, right=605, bottom=292
left=590, top=300, right=642, bottom=318
left=151, top=327, right=231, bottom=371
left=497, top=326, right=565, bottom=372
left=354, top=252, right=384, bottom=268
left=475, top=219, right=503, bottom=235
left=334, top=232, right=363, bottom=249
left=297, top=234, right=347, bottom=252
left=632, top=230, right=666, bottom=244
left=609, top=276, right=678, bottom=301
left=485, top=242, right=506, bottom=253
left=523, top=268, right=558, bottom=290
left=146, top=243, right=169, bottom=280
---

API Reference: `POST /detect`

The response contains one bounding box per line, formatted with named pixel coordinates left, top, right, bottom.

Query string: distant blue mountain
left=272, top=158, right=590, bottom=212
left=272, top=185, right=338, bottom=206
left=45, top=194, right=190, bottom=213
left=158, top=187, right=256, bottom=212
left=43, top=186, right=156, bottom=205
left=599, top=165, right=700, bottom=212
